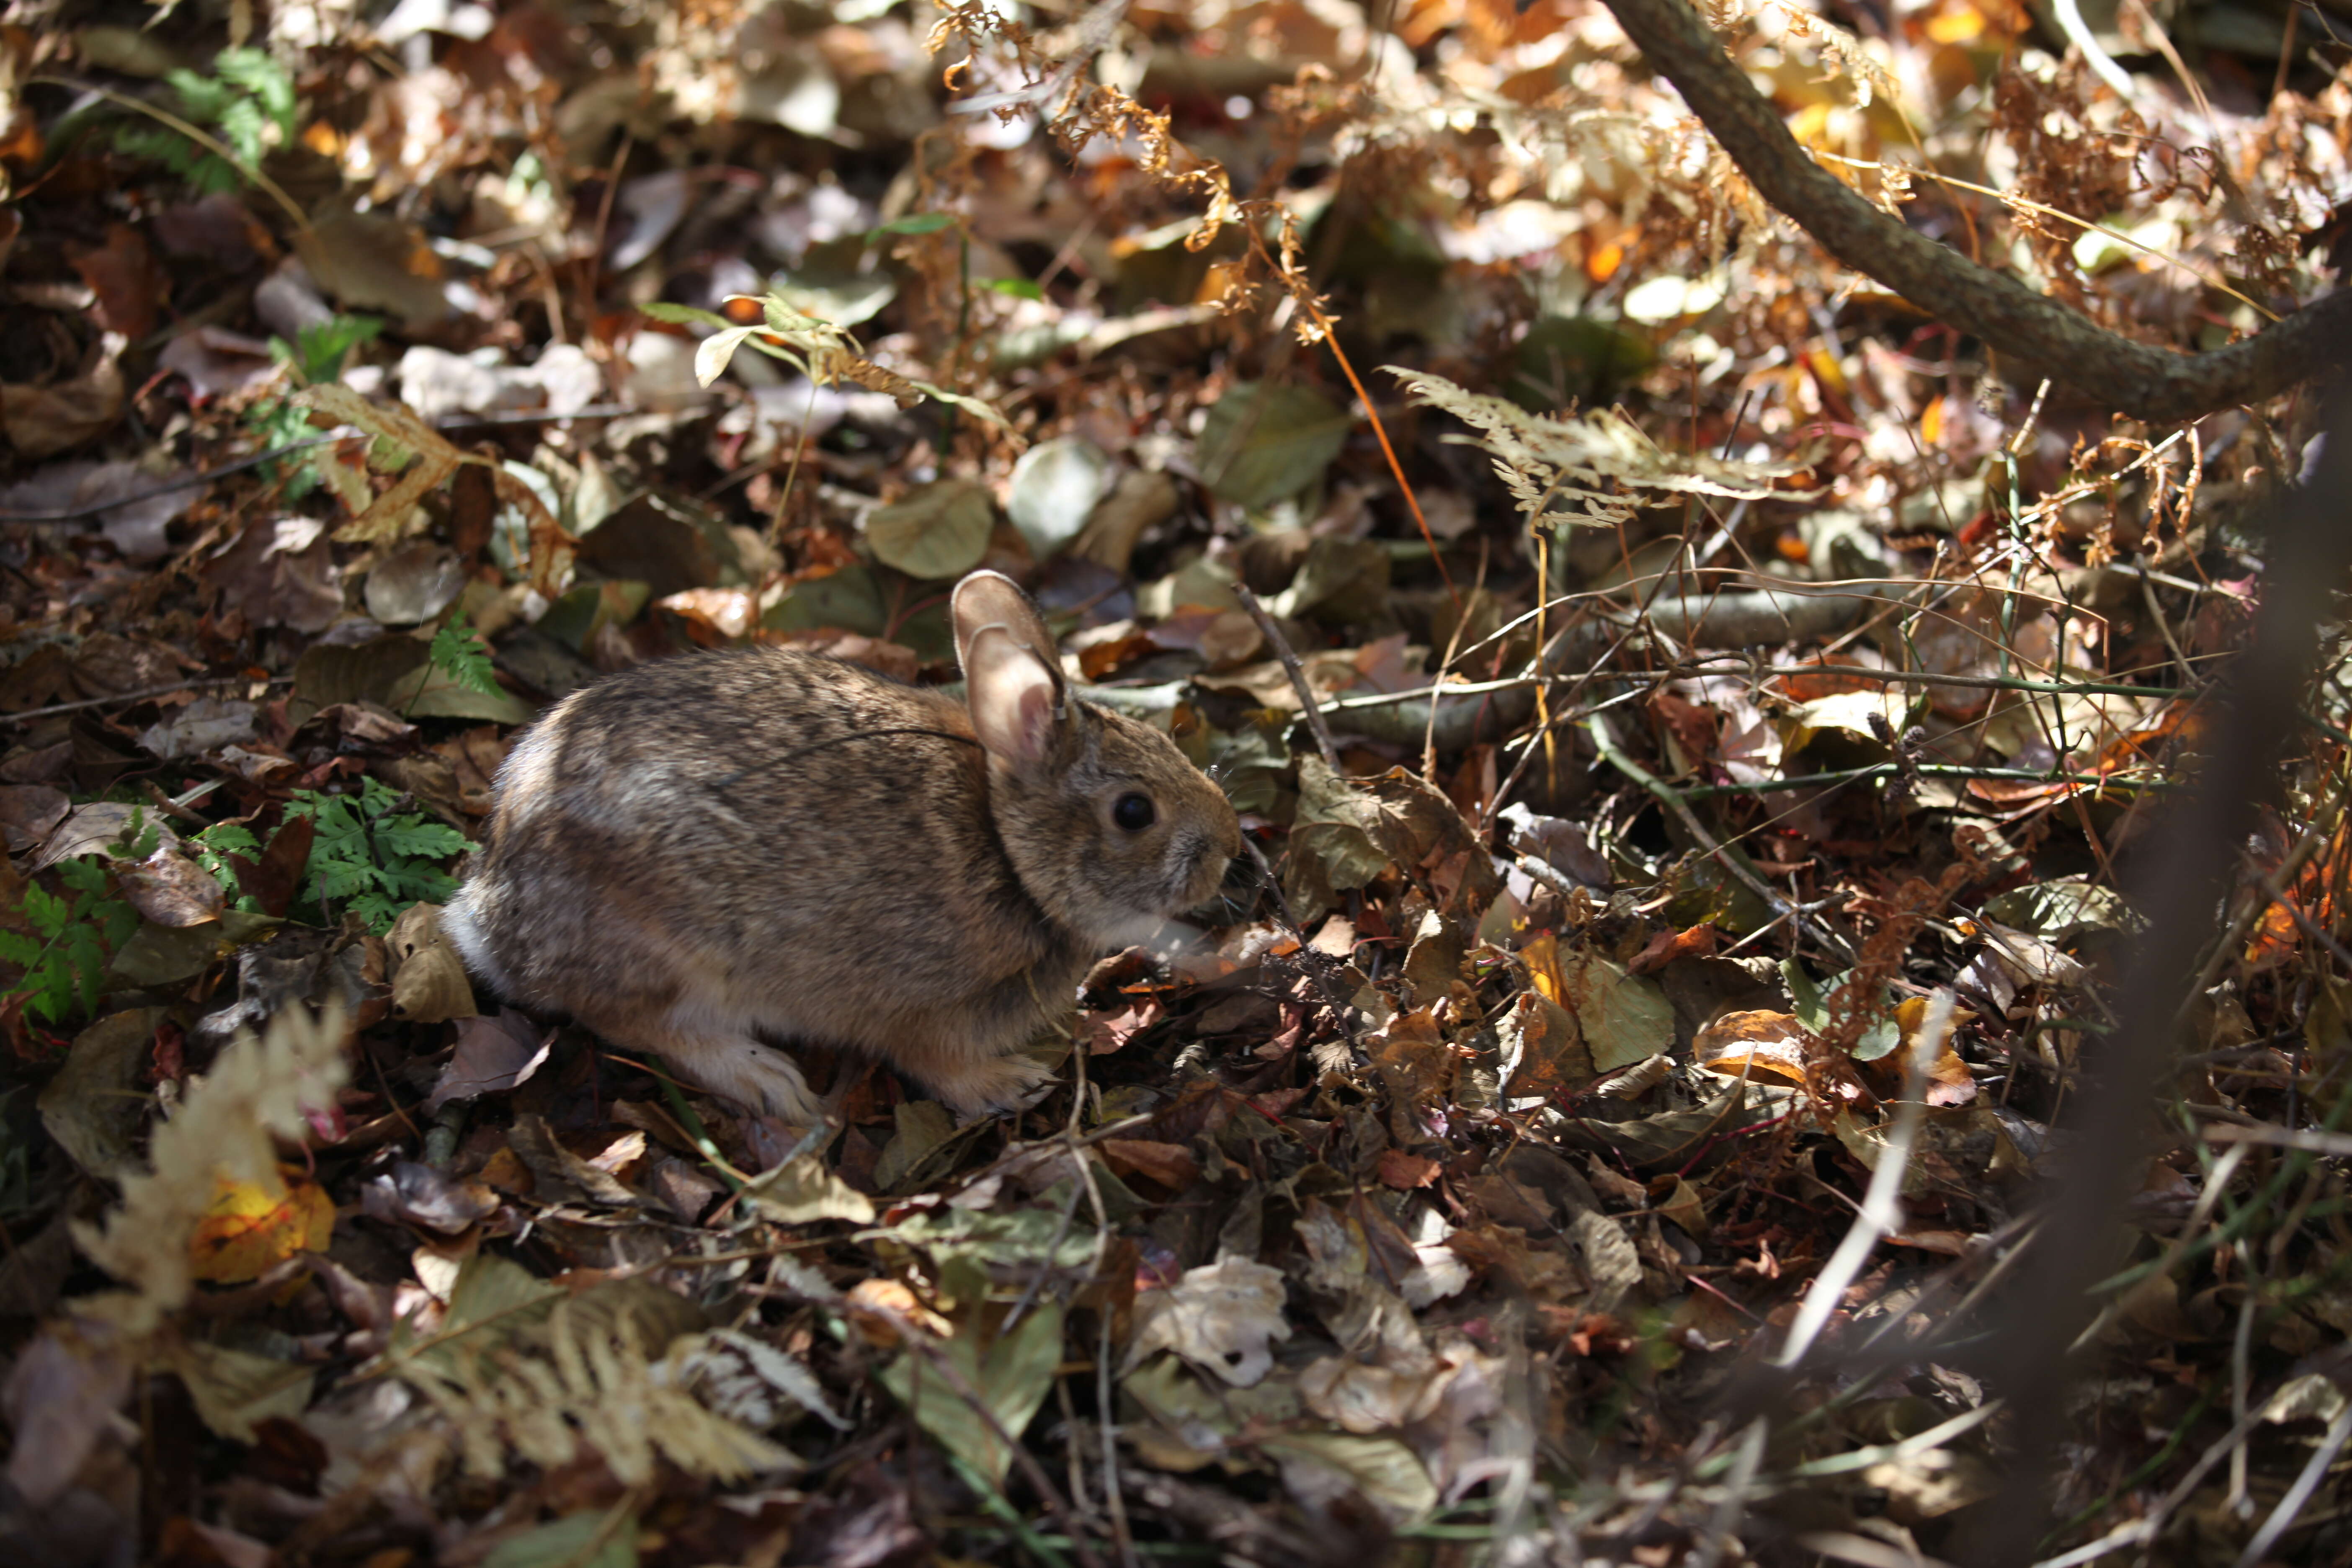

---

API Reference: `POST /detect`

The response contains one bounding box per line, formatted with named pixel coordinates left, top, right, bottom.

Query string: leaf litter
left=1, top=2, right=2351, bottom=1565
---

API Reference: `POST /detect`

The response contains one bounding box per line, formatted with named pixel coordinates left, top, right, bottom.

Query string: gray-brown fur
left=441, top=571, right=1240, bottom=1124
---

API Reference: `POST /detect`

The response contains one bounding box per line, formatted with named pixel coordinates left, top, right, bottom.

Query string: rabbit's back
left=449, top=647, right=1079, bottom=1038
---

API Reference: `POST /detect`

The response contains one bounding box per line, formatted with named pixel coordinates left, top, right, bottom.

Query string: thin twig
left=1676, top=763, right=2177, bottom=800
left=1586, top=712, right=1857, bottom=963
left=1233, top=583, right=1340, bottom=769
left=3, top=674, right=292, bottom=726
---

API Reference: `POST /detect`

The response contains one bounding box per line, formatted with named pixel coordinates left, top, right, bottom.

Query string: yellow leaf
left=1522, top=930, right=1565, bottom=1006
left=189, top=1169, right=335, bottom=1284
left=1924, top=5, right=1986, bottom=43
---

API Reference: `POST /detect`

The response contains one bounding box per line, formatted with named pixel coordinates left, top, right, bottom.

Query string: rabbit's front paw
left=935, top=1052, right=1059, bottom=1119
left=667, top=1038, right=824, bottom=1126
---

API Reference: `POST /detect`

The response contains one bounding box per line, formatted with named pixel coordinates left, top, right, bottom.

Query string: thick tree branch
left=1599, top=0, right=2352, bottom=423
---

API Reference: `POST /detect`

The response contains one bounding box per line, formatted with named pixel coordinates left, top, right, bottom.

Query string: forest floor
left=3, top=1, right=2351, bottom=1565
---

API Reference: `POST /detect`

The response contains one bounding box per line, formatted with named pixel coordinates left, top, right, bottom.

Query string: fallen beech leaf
left=69, top=223, right=167, bottom=338
left=2, top=343, right=126, bottom=459
left=229, top=813, right=315, bottom=919
left=427, top=1009, right=545, bottom=1111
left=1377, top=1148, right=1442, bottom=1189
left=117, top=844, right=226, bottom=928
left=1497, top=987, right=1593, bottom=1098
left=391, top=913, right=482, bottom=1028
left=1558, top=948, right=1674, bottom=1071
left=1629, top=921, right=1718, bottom=975
left=1694, top=1009, right=1810, bottom=1087
left=1098, top=1138, right=1202, bottom=1191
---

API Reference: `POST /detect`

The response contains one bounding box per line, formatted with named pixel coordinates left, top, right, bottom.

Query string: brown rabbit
left=441, top=570, right=1240, bottom=1124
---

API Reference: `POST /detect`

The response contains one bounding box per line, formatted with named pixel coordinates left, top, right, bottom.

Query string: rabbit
left=440, top=569, right=1241, bottom=1127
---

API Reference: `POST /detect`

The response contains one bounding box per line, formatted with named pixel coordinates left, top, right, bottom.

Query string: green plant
left=189, top=821, right=267, bottom=915
left=111, top=47, right=297, bottom=195
left=282, top=780, right=469, bottom=932
left=0, top=810, right=159, bottom=1028
left=428, top=612, right=502, bottom=699
left=249, top=312, right=384, bottom=501
left=275, top=314, right=384, bottom=386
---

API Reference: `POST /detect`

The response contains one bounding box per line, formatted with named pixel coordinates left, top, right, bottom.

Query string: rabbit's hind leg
left=897, top=1033, right=1059, bottom=1121
left=628, top=1000, right=825, bottom=1127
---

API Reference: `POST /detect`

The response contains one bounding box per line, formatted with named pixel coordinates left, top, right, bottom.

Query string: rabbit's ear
left=952, top=571, right=1056, bottom=674
left=955, top=572, right=1067, bottom=767
left=964, top=626, right=1063, bottom=766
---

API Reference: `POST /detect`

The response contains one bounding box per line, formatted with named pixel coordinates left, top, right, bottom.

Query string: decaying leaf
left=1125, top=1252, right=1293, bottom=1387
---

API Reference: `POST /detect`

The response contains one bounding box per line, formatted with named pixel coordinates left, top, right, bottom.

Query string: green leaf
left=878, top=1302, right=1063, bottom=1486
left=0, top=932, right=44, bottom=967
left=98, top=900, right=141, bottom=951
left=309, top=858, right=374, bottom=902
left=985, top=277, right=1044, bottom=299
left=348, top=892, right=403, bottom=931
left=216, top=95, right=266, bottom=166
left=866, top=480, right=995, bottom=581
left=291, top=315, right=383, bottom=384
left=384, top=861, right=457, bottom=905
left=1850, top=1013, right=1903, bottom=1063
left=757, top=298, right=833, bottom=335
left=1196, top=382, right=1351, bottom=508
left=868, top=211, right=957, bottom=238
left=905, top=378, right=1009, bottom=428
left=481, top=1509, right=638, bottom=1568
left=200, top=823, right=261, bottom=857
left=216, top=47, right=296, bottom=138
left=67, top=929, right=108, bottom=1018
left=107, top=806, right=157, bottom=862
left=428, top=613, right=503, bottom=697
left=637, top=301, right=734, bottom=331
left=372, top=818, right=468, bottom=860
left=1782, top=958, right=1829, bottom=1034
left=168, top=68, right=233, bottom=124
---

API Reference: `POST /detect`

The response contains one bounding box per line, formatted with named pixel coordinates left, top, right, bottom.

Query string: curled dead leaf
left=117, top=845, right=227, bottom=928
left=386, top=904, right=479, bottom=1025
left=1693, top=1009, right=1810, bottom=1087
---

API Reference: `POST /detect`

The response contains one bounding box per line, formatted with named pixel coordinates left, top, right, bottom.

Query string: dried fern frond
left=385, top=1257, right=804, bottom=1485
left=72, top=1003, right=349, bottom=1336
left=1388, top=368, right=1818, bottom=531
left=1702, top=0, right=1906, bottom=116
left=1484, top=103, right=1772, bottom=263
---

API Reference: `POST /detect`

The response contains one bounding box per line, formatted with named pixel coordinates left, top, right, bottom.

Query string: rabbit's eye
left=1113, top=792, right=1156, bottom=831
